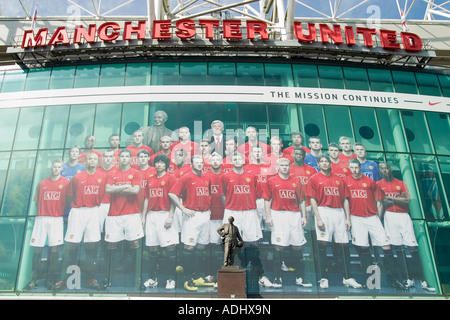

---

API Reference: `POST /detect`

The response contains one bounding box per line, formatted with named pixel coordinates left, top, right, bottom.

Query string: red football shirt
left=262, top=175, right=305, bottom=212
left=205, top=170, right=225, bottom=220
left=331, top=161, right=351, bottom=179
left=169, top=171, right=211, bottom=211
left=68, top=170, right=106, bottom=208
left=106, top=167, right=142, bottom=216
left=145, top=173, right=177, bottom=211
left=78, top=149, right=104, bottom=165
left=97, top=166, right=117, bottom=204
left=283, top=145, right=311, bottom=155
left=307, top=172, right=350, bottom=208
left=125, top=145, right=154, bottom=169
left=339, top=153, right=357, bottom=164
left=244, top=163, right=276, bottom=198
left=220, top=170, right=257, bottom=211
left=376, top=178, right=410, bottom=213
left=289, top=163, right=317, bottom=206
left=172, top=164, right=192, bottom=179
left=237, top=141, right=271, bottom=159
left=345, top=174, right=384, bottom=217
left=34, top=176, right=70, bottom=217
left=264, top=152, right=294, bottom=168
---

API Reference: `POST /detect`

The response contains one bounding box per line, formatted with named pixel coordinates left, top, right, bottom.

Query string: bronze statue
left=217, top=216, right=244, bottom=267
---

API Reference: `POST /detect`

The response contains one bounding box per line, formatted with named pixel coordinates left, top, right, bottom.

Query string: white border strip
left=0, top=85, right=449, bottom=113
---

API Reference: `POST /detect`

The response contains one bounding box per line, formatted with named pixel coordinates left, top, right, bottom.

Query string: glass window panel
left=121, top=103, right=150, bottom=145
left=73, top=65, right=100, bottom=88
left=384, top=153, right=422, bottom=219
left=401, top=110, right=434, bottom=154
left=1, top=151, right=36, bottom=216
left=178, top=102, right=209, bottom=142
left=49, top=66, right=76, bottom=89
left=427, top=223, right=450, bottom=295
left=208, top=62, right=236, bottom=85
left=268, top=104, right=299, bottom=143
left=148, top=102, right=179, bottom=134
left=1, top=69, right=27, bottom=93
left=392, top=70, right=418, bottom=94
left=318, top=65, right=345, bottom=89
left=412, top=155, right=449, bottom=221
left=298, top=104, right=328, bottom=148
left=350, top=107, right=383, bottom=151
left=208, top=103, right=239, bottom=133
left=65, top=104, right=96, bottom=148
left=0, top=217, right=26, bottom=291
left=236, top=63, right=264, bottom=86
left=125, top=63, right=151, bottom=86
left=24, top=68, right=51, bottom=91
left=0, top=152, right=11, bottom=207
left=151, top=62, right=179, bottom=85
left=13, top=107, right=44, bottom=151
left=415, top=73, right=442, bottom=96
left=292, top=64, right=319, bottom=88
left=438, top=74, right=450, bottom=97
left=438, top=156, right=450, bottom=208
left=180, top=62, right=207, bottom=85
left=343, top=67, right=370, bottom=91
left=367, top=69, right=394, bottom=92
left=238, top=103, right=269, bottom=146
left=93, top=103, right=122, bottom=148
left=39, top=106, right=70, bottom=149
left=264, top=63, right=294, bottom=87
left=323, top=105, right=354, bottom=147
left=99, top=64, right=126, bottom=87
left=426, top=112, right=450, bottom=155
left=0, top=108, right=19, bottom=151
left=376, top=108, right=409, bottom=153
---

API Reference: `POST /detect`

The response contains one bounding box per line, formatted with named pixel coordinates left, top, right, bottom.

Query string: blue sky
left=0, top=0, right=449, bottom=21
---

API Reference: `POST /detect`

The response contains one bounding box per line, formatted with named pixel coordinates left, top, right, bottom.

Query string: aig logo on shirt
left=84, top=185, right=99, bottom=195
left=196, top=187, right=209, bottom=196
left=44, top=191, right=60, bottom=200
left=150, top=188, right=164, bottom=197
left=279, top=190, right=296, bottom=199
left=234, top=185, right=250, bottom=194
left=324, top=186, right=340, bottom=196
left=351, top=190, right=368, bottom=199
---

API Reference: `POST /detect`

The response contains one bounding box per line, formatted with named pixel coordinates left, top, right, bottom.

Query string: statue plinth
left=217, top=266, right=246, bottom=299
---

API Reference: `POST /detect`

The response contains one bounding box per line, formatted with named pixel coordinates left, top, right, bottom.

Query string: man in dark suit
left=208, top=120, right=225, bottom=157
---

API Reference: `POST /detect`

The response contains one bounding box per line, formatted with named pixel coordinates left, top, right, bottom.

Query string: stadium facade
left=0, top=0, right=449, bottom=299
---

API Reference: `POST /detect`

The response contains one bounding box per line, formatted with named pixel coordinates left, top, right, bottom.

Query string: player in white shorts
left=345, top=159, right=403, bottom=289
left=169, top=155, right=215, bottom=291
left=308, top=155, right=362, bottom=289
left=23, top=160, right=70, bottom=291
left=377, top=162, right=435, bottom=292
left=54, top=153, right=106, bottom=291
left=141, top=154, right=178, bottom=290
left=98, top=149, right=117, bottom=232
left=262, top=158, right=312, bottom=288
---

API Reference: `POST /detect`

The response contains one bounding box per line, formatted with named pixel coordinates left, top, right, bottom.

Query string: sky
left=0, top=0, right=449, bottom=21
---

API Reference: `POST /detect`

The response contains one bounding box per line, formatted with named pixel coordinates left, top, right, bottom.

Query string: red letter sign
left=246, top=20, right=268, bottom=40
left=223, top=20, right=242, bottom=39
left=401, top=32, right=423, bottom=52
left=152, top=20, right=172, bottom=39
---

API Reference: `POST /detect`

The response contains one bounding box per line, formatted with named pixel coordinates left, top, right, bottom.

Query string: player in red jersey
left=289, top=148, right=318, bottom=230
left=223, top=136, right=249, bottom=172
left=103, top=149, right=144, bottom=288
left=170, top=126, right=199, bottom=162
left=54, top=153, right=107, bottom=291
left=108, top=134, right=121, bottom=168
left=237, top=126, right=271, bottom=160
left=203, top=152, right=226, bottom=279
left=307, top=155, right=362, bottom=289
left=126, top=130, right=154, bottom=169
left=338, top=136, right=357, bottom=164
left=141, top=154, right=179, bottom=290
left=97, top=150, right=117, bottom=232
left=345, top=159, right=403, bottom=290
left=79, top=135, right=103, bottom=165
left=283, top=131, right=311, bottom=155
left=199, top=139, right=212, bottom=173
left=150, top=135, right=176, bottom=174
left=169, top=155, right=215, bottom=291
left=220, top=152, right=274, bottom=288
left=23, top=160, right=70, bottom=291
left=137, top=149, right=156, bottom=212
left=262, top=157, right=312, bottom=288
left=328, top=143, right=351, bottom=179
left=244, top=144, right=275, bottom=237
left=377, top=162, right=435, bottom=292
left=264, top=136, right=294, bottom=169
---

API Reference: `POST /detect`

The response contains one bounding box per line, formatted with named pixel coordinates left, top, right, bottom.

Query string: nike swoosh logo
left=428, top=101, right=441, bottom=106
